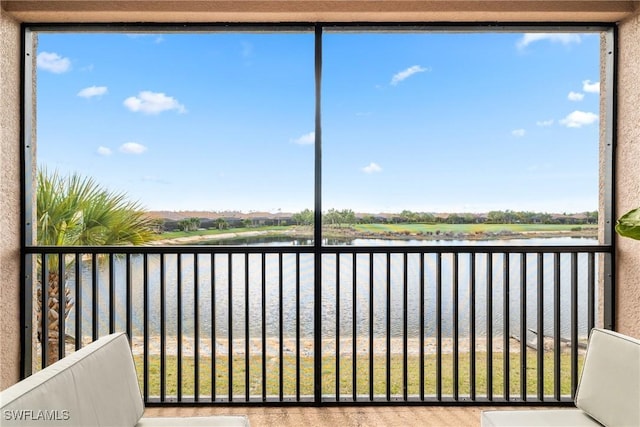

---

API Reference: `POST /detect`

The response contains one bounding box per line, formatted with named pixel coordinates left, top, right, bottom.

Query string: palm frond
left=37, top=167, right=155, bottom=250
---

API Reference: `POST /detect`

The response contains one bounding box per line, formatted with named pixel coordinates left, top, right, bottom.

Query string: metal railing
left=22, top=243, right=611, bottom=405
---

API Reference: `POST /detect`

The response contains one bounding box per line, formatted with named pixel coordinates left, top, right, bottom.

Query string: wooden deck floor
left=144, top=405, right=522, bottom=426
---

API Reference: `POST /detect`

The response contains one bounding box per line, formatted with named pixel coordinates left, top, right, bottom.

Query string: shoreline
left=53, top=335, right=586, bottom=358
left=150, top=227, right=597, bottom=246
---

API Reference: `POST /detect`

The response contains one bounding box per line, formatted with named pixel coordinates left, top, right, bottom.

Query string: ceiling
left=3, top=1, right=639, bottom=23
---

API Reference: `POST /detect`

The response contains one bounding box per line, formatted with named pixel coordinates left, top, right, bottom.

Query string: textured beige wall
left=0, top=11, right=23, bottom=390
left=616, top=12, right=640, bottom=339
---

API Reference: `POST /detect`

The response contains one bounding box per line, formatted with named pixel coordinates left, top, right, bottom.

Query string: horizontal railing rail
left=23, top=244, right=611, bottom=405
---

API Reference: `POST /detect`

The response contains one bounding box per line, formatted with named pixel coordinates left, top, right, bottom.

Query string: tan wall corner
left=0, top=11, right=23, bottom=390
left=616, top=11, right=640, bottom=339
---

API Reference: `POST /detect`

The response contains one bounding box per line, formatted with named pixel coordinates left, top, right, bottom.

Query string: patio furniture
left=0, top=332, right=249, bottom=426
left=481, top=328, right=640, bottom=426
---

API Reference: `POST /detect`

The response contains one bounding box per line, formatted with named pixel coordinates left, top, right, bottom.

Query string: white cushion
left=575, top=328, right=640, bottom=427
left=481, top=328, right=640, bottom=427
left=137, top=416, right=250, bottom=426
left=0, top=333, right=144, bottom=426
left=481, top=409, right=601, bottom=427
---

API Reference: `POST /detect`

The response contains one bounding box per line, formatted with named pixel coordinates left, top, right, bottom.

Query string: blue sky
left=36, top=30, right=600, bottom=214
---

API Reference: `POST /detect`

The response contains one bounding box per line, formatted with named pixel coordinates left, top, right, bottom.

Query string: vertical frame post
left=20, top=27, right=36, bottom=379
left=313, top=24, right=323, bottom=404
left=602, top=28, right=616, bottom=331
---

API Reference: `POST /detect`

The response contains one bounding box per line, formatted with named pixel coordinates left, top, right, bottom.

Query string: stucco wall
left=616, top=12, right=640, bottom=338
left=0, top=11, right=23, bottom=390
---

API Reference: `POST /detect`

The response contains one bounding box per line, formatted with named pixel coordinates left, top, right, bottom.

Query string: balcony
left=24, top=242, right=611, bottom=409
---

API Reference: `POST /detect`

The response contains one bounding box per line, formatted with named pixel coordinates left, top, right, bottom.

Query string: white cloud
left=126, top=34, right=164, bottom=43
left=582, top=80, right=600, bottom=93
left=37, top=52, right=71, bottom=73
left=292, top=132, right=315, bottom=145
left=567, top=91, right=584, bottom=101
left=97, top=146, right=112, bottom=156
left=559, top=111, right=598, bottom=128
left=362, top=162, right=382, bottom=174
left=123, top=91, right=186, bottom=114
left=516, top=33, right=581, bottom=50
left=512, top=129, right=526, bottom=137
left=119, top=142, right=148, bottom=154
left=391, top=65, right=429, bottom=86
left=78, top=86, right=108, bottom=98
left=536, top=119, right=554, bottom=127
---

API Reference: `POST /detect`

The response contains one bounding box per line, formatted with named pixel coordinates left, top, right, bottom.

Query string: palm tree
left=37, top=168, right=155, bottom=364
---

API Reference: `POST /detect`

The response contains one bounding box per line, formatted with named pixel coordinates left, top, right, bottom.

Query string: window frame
left=22, top=22, right=616, bottom=249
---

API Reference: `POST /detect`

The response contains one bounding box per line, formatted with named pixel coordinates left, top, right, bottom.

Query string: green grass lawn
left=354, top=223, right=596, bottom=235
left=135, top=349, right=581, bottom=400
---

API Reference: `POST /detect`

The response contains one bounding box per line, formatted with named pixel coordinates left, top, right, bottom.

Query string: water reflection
left=65, top=237, right=598, bottom=344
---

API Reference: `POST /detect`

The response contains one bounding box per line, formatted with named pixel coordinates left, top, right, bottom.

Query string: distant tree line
left=151, top=209, right=598, bottom=233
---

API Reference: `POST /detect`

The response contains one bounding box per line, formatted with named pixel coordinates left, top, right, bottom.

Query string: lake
left=65, top=236, right=599, bottom=345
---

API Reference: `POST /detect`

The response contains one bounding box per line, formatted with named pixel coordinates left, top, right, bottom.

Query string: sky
left=36, top=30, right=601, bottom=214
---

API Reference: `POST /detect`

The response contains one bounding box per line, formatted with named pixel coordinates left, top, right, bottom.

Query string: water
left=64, top=237, right=599, bottom=343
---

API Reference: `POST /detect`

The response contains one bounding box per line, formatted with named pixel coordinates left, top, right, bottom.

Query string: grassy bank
left=354, top=223, right=596, bottom=236
left=154, top=223, right=597, bottom=244
left=135, top=350, right=581, bottom=399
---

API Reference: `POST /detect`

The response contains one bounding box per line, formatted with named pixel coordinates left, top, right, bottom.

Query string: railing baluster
left=58, top=253, right=65, bottom=360
left=228, top=254, right=233, bottom=402
left=211, top=253, right=216, bottom=402
left=419, top=253, right=425, bottom=402
left=279, top=252, right=284, bottom=402
left=352, top=252, right=357, bottom=402
left=554, top=253, right=561, bottom=401
left=245, top=254, right=250, bottom=402
left=386, top=252, right=391, bottom=402
left=126, top=253, right=132, bottom=345
left=75, top=253, right=82, bottom=352
left=261, top=254, right=266, bottom=402
left=369, top=253, right=374, bottom=402
left=452, top=253, right=459, bottom=400
left=194, top=254, right=200, bottom=402
left=143, top=254, right=149, bottom=403
left=336, top=253, right=341, bottom=401
left=42, top=255, right=49, bottom=368
left=536, top=253, right=544, bottom=402
left=403, top=253, right=408, bottom=402
left=436, top=253, right=442, bottom=401
left=503, top=253, right=510, bottom=401
left=587, top=253, right=595, bottom=332
left=160, top=254, right=166, bottom=402
left=91, top=254, right=98, bottom=342
left=109, top=253, right=115, bottom=334
left=520, top=253, right=527, bottom=401
left=295, top=253, right=301, bottom=402
left=23, top=253, right=35, bottom=377
left=486, top=253, right=493, bottom=401
left=178, top=254, right=184, bottom=401
left=571, top=253, right=579, bottom=398
left=470, top=253, right=476, bottom=401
